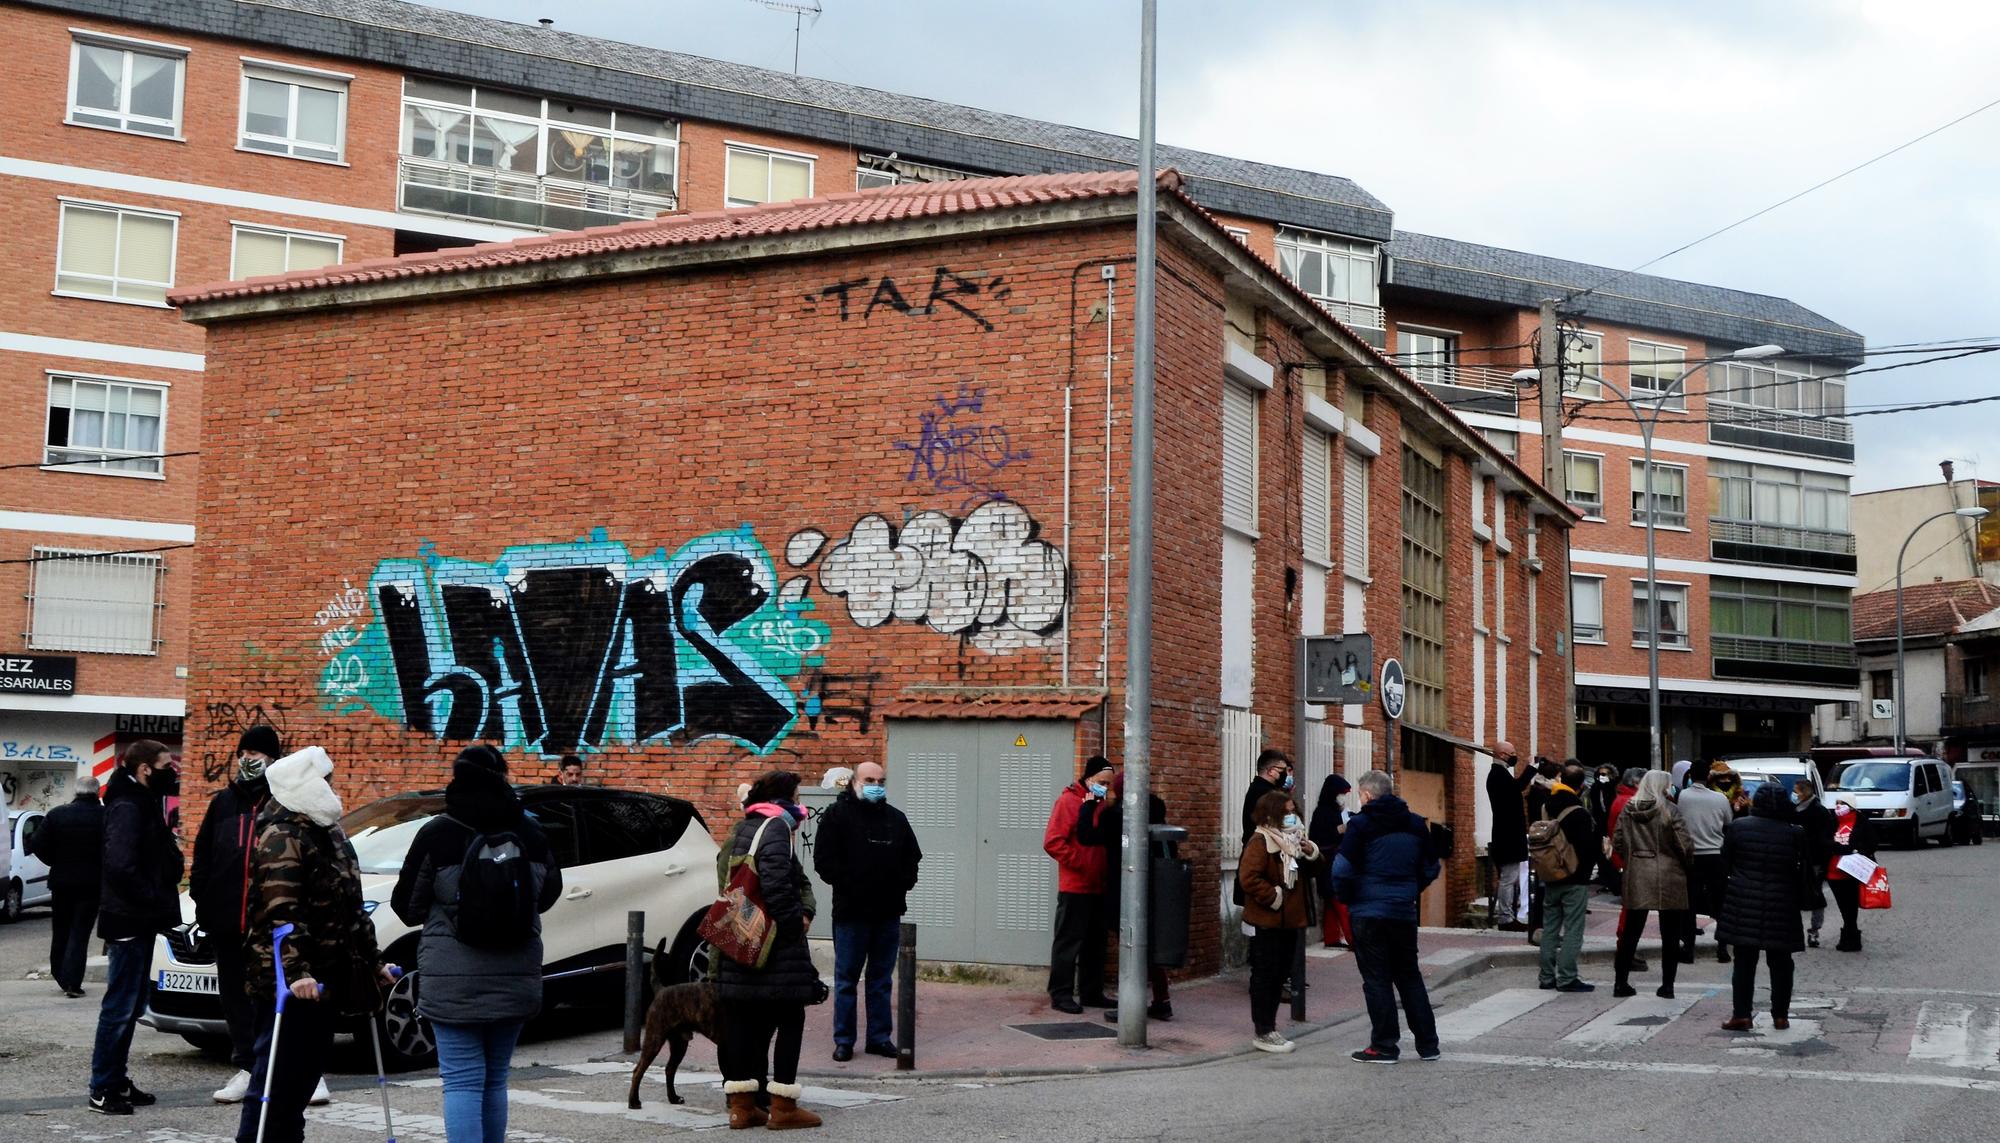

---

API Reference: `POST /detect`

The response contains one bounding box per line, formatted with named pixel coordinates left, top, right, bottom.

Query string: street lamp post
left=1895, top=506, right=1991, bottom=752
left=1513, top=343, right=1784, bottom=771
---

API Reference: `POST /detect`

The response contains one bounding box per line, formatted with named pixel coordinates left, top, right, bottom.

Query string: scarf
left=264, top=746, right=344, bottom=827
left=1254, top=824, right=1306, bottom=889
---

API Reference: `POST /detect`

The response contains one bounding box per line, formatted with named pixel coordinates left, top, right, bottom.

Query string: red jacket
left=1606, top=787, right=1638, bottom=870
left=1044, top=783, right=1108, bottom=894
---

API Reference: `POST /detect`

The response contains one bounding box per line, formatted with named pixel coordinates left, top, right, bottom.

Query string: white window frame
left=1223, top=225, right=1252, bottom=244
left=66, top=31, right=187, bottom=139
left=1398, top=325, right=1458, bottom=386
left=239, top=60, right=351, bottom=164
left=1571, top=573, right=1606, bottom=644
left=53, top=198, right=179, bottom=308
left=44, top=371, right=170, bottom=479
left=229, top=222, right=345, bottom=280
left=1274, top=227, right=1380, bottom=307
left=1564, top=330, right=1604, bottom=399
left=1222, top=380, right=1261, bottom=537
left=1632, top=579, right=1692, bottom=651
left=398, top=79, right=683, bottom=207
left=27, top=546, right=164, bottom=655
left=724, top=143, right=816, bottom=208
left=1563, top=450, right=1605, bottom=519
left=1629, top=338, right=1687, bottom=411
left=1630, top=459, right=1690, bottom=530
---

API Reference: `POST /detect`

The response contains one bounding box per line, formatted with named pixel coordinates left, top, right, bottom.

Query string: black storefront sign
left=0, top=655, right=77, bottom=694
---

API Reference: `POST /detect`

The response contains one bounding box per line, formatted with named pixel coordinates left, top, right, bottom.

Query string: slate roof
left=1853, top=579, right=2000, bottom=642
left=1385, top=231, right=1865, bottom=365
left=39, top=0, right=1393, bottom=239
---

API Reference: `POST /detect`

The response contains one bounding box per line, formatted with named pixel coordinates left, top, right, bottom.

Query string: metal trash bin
left=1148, top=824, right=1192, bottom=968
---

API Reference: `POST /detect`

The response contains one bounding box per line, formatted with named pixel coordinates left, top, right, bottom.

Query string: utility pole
left=1538, top=299, right=1565, bottom=501
left=1118, top=0, right=1158, bottom=1051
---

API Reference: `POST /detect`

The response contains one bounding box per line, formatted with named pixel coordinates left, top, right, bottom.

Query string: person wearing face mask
left=1332, top=769, right=1442, bottom=1063
left=1238, top=790, right=1324, bottom=1053
left=1241, top=749, right=1294, bottom=844
left=812, top=760, right=922, bottom=1061
left=1044, top=757, right=1115, bottom=1014
left=190, top=726, right=316, bottom=1105
left=87, top=740, right=185, bottom=1116
left=1076, top=770, right=1174, bottom=1021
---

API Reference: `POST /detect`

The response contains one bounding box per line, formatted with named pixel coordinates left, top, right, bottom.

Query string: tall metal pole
left=1896, top=509, right=1973, bottom=753
left=1118, top=0, right=1157, bottom=1051
left=1639, top=412, right=1662, bottom=772
left=1537, top=300, right=1564, bottom=500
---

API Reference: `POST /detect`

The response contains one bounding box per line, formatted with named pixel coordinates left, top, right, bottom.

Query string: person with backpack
left=27, top=775, right=103, bottom=999
left=88, top=740, right=182, bottom=1116
left=190, top=725, right=290, bottom=1105
left=716, top=770, right=824, bottom=1130
left=1531, top=763, right=1600, bottom=993
left=236, top=747, right=397, bottom=1143
left=1330, top=770, right=1441, bottom=1064
left=390, top=744, right=561, bottom=1143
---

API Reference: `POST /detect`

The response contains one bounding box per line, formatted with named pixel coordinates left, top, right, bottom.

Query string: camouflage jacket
left=244, top=803, right=384, bottom=1017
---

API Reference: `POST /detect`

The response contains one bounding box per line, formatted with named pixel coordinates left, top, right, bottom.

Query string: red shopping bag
left=1858, top=866, right=1892, bottom=910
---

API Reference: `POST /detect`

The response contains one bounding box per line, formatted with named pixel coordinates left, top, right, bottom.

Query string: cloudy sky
left=439, top=0, right=1999, bottom=493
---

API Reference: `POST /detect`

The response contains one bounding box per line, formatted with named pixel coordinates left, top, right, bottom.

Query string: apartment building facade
left=1850, top=473, right=2000, bottom=592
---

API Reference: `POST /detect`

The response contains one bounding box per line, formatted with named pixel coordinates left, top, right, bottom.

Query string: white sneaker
left=1253, top=1031, right=1296, bottom=1054
left=309, top=1077, right=332, bottom=1106
left=212, top=1070, right=252, bottom=1103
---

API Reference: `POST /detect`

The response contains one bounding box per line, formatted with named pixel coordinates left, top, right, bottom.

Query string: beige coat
left=1612, top=799, right=1693, bottom=912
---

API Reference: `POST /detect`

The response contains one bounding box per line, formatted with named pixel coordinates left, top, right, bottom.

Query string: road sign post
left=1379, top=657, right=1405, bottom=776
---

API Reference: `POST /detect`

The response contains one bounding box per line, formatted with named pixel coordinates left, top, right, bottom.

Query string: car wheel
left=662, top=913, right=714, bottom=986
left=1940, top=821, right=1956, bottom=846
left=1, top=880, right=21, bottom=922
left=377, top=969, right=436, bottom=1070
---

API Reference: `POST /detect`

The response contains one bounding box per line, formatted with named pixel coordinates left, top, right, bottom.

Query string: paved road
left=1, top=835, right=1994, bottom=1141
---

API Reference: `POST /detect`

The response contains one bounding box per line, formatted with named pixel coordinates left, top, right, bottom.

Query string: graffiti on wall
left=893, top=385, right=1031, bottom=509
left=804, top=267, right=1011, bottom=332
left=315, top=580, right=372, bottom=699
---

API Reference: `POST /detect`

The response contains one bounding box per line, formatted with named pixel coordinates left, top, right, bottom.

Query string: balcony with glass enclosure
left=1706, top=358, right=1854, bottom=461
left=399, top=79, right=679, bottom=233
left=1275, top=227, right=1385, bottom=347
left=1707, top=460, right=1857, bottom=572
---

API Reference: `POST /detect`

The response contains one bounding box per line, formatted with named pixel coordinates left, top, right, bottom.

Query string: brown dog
left=628, top=981, right=726, bottom=1109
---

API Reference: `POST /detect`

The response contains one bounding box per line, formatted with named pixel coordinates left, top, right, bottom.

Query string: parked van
left=1720, top=754, right=1817, bottom=801
left=1823, top=752, right=1956, bottom=848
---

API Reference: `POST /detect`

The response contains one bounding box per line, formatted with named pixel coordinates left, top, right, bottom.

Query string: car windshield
left=1831, top=762, right=1912, bottom=792
left=343, top=795, right=446, bottom=875
left=1739, top=772, right=1802, bottom=799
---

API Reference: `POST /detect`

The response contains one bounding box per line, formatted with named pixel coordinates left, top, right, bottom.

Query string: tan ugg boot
left=723, top=1080, right=767, bottom=1129
left=764, top=1082, right=821, bottom=1130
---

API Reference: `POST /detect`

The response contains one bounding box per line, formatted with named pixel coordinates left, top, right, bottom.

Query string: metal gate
left=887, top=718, right=1076, bottom=965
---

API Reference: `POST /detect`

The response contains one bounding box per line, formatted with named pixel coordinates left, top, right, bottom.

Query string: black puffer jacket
left=1717, top=792, right=1808, bottom=952
left=189, top=776, right=269, bottom=935
left=714, top=807, right=820, bottom=1004
left=97, top=768, right=183, bottom=941
left=812, top=789, right=922, bottom=923
left=390, top=763, right=561, bottom=1024
left=28, top=792, right=103, bottom=893
left=1794, top=798, right=1835, bottom=911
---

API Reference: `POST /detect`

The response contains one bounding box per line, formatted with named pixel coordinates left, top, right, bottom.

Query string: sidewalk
left=606, top=895, right=1665, bottom=1082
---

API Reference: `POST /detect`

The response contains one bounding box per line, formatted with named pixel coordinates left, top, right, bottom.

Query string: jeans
left=233, top=997, right=334, bottom=1143
left=721, top=1000, right=806, bottom=1088
left=49, top=889, right=97, bottom=994
left=1537, top=883, right=1590, bottom=987
left=1246, top=927, right=1293, bottom=1035
left=1046, top=892, right=1107, bottom=1004
left=1350, top=917, right=1438, bottom=1056
left=832, top=918, right=900, bottom=1049
left=90, top=937, right=151, bottom=1093
left=1494, top=860, right=1527, bottom=924
left=213, top=932, right=260, bottom=1071
left=433, top=1020, right=524, bottom=1143
left=1615, top=908, right=1683, bottom=991
left=1732, top=947, right=1795, bottom=1020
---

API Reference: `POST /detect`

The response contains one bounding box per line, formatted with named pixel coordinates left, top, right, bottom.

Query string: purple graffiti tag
left=892, top=385, right=1032, bottom=511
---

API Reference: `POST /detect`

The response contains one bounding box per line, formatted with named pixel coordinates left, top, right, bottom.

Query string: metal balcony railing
left=1707, top=399, right=1855, bottom=444
left=397, top=155, right=678, bottom=229
left=1710, top=635, right=1857, bottom=668
left=1310, top=297, right=1385, bottom=333
left=1403, top=362, right=1522, bottom=394
left=1943, top=692, right=1998, bottom=729
left=1709, top=518, right=1857, bottom=555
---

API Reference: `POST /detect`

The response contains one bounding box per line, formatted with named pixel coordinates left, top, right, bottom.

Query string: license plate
left=156, top=970, right=219, bottom=994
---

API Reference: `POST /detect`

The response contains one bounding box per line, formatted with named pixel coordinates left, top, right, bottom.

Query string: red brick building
left=174, top=171, right=1575, bottom=966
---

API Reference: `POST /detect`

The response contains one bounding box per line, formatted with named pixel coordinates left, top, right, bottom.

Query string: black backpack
left=446, top=817, right=537, bottom=949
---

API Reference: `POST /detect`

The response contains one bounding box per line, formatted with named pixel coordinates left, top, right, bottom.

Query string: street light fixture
left=1895, top=505, right=1991, bottom=752
left=1513, top=343, right=1787, bottom=771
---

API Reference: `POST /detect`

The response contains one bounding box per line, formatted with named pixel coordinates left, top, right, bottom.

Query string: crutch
left=254, top=922, right=296, bottom=1143
left=367, top=967, right=402, bottom=1143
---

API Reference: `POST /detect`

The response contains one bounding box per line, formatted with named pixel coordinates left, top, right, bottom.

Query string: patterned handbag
left=698, top=817, right=779, bottom=968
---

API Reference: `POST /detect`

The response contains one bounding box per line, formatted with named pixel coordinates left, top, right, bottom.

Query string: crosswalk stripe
left=1561, top=991, right=1704, bottom=1050
left=1911, top=1001, right=2000, bottom=1071
left=1435, top=987, right=1561, bottom=1042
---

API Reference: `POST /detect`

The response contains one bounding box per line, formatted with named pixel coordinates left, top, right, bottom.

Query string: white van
left=1824, top=755, right=1957, bottom=848
left=1721, top=754, right=1817, bottom=802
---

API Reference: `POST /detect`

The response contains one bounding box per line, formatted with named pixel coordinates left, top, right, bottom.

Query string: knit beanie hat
left=237, top=725, right=283, bottom=760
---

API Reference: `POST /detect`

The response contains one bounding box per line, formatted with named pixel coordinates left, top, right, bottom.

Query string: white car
left=143, top=784, right=720, bottom=1066
left=4, top=808, right=55, bottom=921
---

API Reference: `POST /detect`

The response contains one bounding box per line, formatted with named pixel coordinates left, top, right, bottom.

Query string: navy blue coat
left=1330, top=795, right=1440, bottom=923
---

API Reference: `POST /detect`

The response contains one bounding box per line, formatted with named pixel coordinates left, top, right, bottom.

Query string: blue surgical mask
left=859, top=784, right=887, bottom=804
left=1282, top=814, right=1301, bottom=830
left=1087, top=782, right=1108, bottom=798
left=1281, top=774, right=1295, bottom=791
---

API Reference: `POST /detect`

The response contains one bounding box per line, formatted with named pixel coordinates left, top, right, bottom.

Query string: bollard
left=622, top=910, right=645, bottom=1054
left=896, top=922, right=916, bottom=1071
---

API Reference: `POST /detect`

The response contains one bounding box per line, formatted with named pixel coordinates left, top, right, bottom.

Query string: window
left=240, top=63, right=348, bottom=162
left=68, top=36, right=184, bottom=136
left=1343, top=450, right=1370, bottom=578
left=1709, top=461, right=1850, bottom=533
left=1400, top=437, right=1448, bottom=730
left=1563, top=330, right=1603, bottom=399
left=1631, top=461, right=1688, bottom=528
left=1712, top=358, right=1849, bottom=420
left=1836, top=701, right=1858, bottom=720
left=1632, top=581, right=1689, bottom=649
left=725, top=144, right=814, bottom=207
left=1709, top=578, right=1850, bottom=646
left=1572, top=575, right=1605, bottom=643
left=1399, top=329, right=1455, bottom=385
left=854, top=153, right=975, bottom=189
left=522, top=800, right=583, bottom=868
left=46, top=374, right=166, bottom=475
left=855, top=167, right=897, bottom=190
left=230, top=225, right=343, bottom=279
left=28, top=547, right=164, bottom=654
left=1480, top=428, right=1518, bottom=460
left=1629, top=340, right=1686, bottom=410
left=1275, top=227, right=1379, bottom=310
left=1222, top=382, right=1259, bottom=534
left=55, top=202, right=176, bottom=305
left=1871, top=670, right=1894, bottom=701
left=1302, top=427, right=1332, bottom=566
left=1968, top=658, right=1987, bottom=698
left=1564, top=452, right=1604, bottom=517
